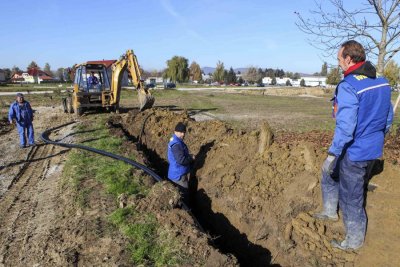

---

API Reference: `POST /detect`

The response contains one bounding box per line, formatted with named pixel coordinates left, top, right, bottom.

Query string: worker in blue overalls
left=8, top=93, right=35, bottom=148
left=167, top=122, right=194, bottom=203
left=314, top=40, right=393, bottom=250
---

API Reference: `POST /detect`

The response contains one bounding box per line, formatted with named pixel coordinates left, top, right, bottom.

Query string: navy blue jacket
left=167, top=134, right=192, bottom=181
left=330, top=62, right=393, bottom=161
left=8, top=101, right=34, bottom=125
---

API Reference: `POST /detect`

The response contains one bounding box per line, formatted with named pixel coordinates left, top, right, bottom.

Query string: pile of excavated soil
left=122, top=181, right=238, bottom=266
left=121, top=108, right=400, bottom=267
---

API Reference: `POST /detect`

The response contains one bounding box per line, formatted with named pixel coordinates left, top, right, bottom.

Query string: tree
left=11, top=66, right=21, bottom=75
left=223, top=70, right=229, bottom=84
left=384, top=60, right=400, bottom=88
left=189, top=61, right=202, bottom=82
left=243, top=66, right=259, bottom=83
left=321, top=62, right=328, bottom=76
left=326, top=67, right=342, bottom=85
left=226, top=67, right=237, bottom=84
left=28, top=61, right=39, bottom=69
left=300, top=79, right=306, bottom=87
left=271, top=77, right=277, bottom=85
left=56, top=68, right=65, bottom=82
left=213, top=61, right=225, bottom=82
left=295, top=0, right=400, bottom=75
left=165, top=56, right=189, bottom=83
left=44, top=63, right=52, bottom=75
left=286, top=79, right=292, bottom=86
left=293, top=72, right=301, bottom=79
left=274, top=69, right=285, bottom=78
left=3, top=68, right=11, bottom=80
left=265, top=68, right=275, bottom=78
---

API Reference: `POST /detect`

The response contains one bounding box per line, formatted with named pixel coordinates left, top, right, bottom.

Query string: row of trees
left=2, top=61, right=73, bottom=82
left=161, top=56, right=307, bottom=84
left=148, top=56, right=400, bottom=86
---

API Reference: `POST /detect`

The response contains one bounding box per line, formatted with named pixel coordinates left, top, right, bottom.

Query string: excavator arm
left=109, top=49, right=154, bottom=111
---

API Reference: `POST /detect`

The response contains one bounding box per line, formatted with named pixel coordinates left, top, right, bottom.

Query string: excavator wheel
left=66, top=97, right=74, bottom=113
left=62, top=98, right=68, bottom=113
left=74, top=106, right=83, bottom=117
left=138, top=90, right=155, bottom=111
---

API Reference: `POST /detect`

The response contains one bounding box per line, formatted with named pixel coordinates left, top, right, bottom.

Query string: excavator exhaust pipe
left=138, top=90, right=155, bottom=111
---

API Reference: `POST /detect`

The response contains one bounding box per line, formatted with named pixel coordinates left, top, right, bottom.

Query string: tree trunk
left=377, top=49, right=385, bottom=76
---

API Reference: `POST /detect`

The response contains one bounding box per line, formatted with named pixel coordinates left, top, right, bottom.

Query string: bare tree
left=295, top=0, right=400, bottom=75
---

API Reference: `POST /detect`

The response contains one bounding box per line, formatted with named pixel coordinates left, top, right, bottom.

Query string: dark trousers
left=321, top=152, right=373, bottom=247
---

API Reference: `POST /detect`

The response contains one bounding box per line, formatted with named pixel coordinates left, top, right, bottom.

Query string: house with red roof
left=11, top=68, right=55, bottom=83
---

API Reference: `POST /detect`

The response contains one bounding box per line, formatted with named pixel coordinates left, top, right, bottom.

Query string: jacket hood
left=348, top=61, right=376, bottom=78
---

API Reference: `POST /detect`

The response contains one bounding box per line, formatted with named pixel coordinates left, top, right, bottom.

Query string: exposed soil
left=0, top=108, right=134, bottom=266
left=121, top=108, right=400, bottom=267
left=0, top=106, right=235, bottom=267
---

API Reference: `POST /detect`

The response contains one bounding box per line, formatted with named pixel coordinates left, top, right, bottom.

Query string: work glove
left=322, top=154, right=337, bottom=175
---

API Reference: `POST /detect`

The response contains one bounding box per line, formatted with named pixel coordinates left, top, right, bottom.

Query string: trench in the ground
left=111, top=122, right=278, bottom=267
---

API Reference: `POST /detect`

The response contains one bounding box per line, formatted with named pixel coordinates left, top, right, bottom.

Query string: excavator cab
left=75, top=64, right=111, bottom=93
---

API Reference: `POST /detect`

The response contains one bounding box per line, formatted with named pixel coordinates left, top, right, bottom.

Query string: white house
left=262, top=76, right=326, bottom=87
left=302, top=76, right=327, bottom=87
left=262, top=77, right=294, bottom=86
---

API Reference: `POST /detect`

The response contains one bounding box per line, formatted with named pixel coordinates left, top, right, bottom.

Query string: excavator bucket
left=138, top=89, right=155, bottom=111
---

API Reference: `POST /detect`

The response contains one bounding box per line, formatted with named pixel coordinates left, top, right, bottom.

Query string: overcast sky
left=0, top=0, right=374, bottom=73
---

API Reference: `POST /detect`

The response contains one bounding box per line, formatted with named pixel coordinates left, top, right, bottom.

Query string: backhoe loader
left=62, top=49, right=154, bottom=115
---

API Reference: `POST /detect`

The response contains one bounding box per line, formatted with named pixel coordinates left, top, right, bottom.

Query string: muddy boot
left=313, top=211, right=338, bottom=222
left=331, top=239, right=363, bottom=251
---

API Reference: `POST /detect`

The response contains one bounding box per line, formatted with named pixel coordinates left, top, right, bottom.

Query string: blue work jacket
left=8, top=101, right=34, bottom=125
left=330, top=63, right=393, bottom=161
left=167, top=134, right=192, bottom=181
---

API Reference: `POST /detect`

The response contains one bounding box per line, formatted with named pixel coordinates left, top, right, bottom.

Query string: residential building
left=11, top=69, right=54, bottom=83
left=262, top=76, right=326, bottom=87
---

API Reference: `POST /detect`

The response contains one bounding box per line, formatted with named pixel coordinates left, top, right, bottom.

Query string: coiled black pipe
left=40, top=121, right=162, bottom=182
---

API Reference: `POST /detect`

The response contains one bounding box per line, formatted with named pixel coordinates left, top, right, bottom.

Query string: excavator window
left=75, top=65, right=111, bottom=92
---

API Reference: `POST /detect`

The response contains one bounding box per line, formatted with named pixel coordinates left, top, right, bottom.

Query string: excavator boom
left=110, top=50, right=154, bottom=111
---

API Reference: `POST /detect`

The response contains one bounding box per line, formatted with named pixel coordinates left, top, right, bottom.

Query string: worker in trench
left=167, top=122, right=194, bottom=204
left=8, top=93, right=35, bottom=148
left=313, top=40, right=394, bottom=250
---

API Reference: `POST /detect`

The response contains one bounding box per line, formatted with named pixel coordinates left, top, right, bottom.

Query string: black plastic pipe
left=40, top=121, right=162, bottom=182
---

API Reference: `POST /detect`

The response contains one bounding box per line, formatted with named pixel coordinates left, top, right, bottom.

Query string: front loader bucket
left=138, top=90, right=155, bottom=111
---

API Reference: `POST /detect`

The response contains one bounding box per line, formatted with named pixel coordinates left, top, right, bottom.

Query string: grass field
left=2, top=87, right=399, bottom=132
left=121, top=89, right=400, bottom=132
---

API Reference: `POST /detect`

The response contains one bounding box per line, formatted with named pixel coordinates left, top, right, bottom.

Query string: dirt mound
left=126, top=181, right=238, bottom=266
left=121, top=108, right=400, bottom=266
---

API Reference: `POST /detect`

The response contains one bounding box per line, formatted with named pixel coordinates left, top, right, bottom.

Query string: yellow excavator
left=62, top=49, right=154, bottom=115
